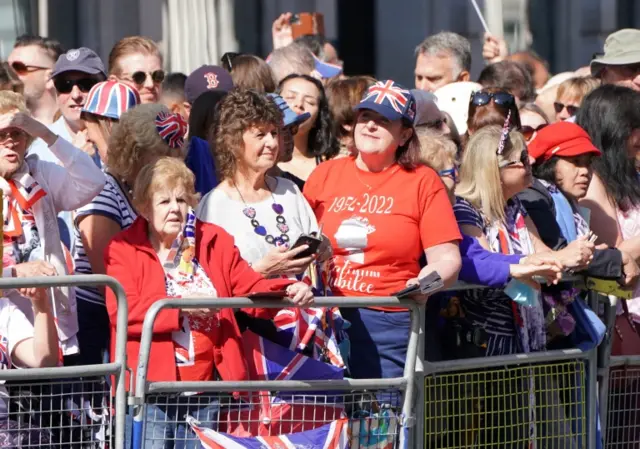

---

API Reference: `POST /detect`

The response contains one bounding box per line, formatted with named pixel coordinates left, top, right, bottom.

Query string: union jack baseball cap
left=82, top=80, right=140, bottom=120
left=354, top=80, right=417, bottom=124
left=184, top=65, right=234, bottom=104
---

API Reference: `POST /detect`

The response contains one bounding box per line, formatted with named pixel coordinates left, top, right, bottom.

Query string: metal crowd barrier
left=415, top=282, right=601, bottom=449
left=132, top=297, right=421, bottom=449
left=597, top=294, right=640, bottom=448
left=0, top=275, right=128, bottom=449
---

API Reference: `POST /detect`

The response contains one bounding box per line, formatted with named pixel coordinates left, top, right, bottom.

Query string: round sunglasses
left=470, top=91, right=515, bottom=107
left=553, top=102, right=579, bottom=116
left=53, top=77, right=99, bottom=94
left=126, top=70, right=165, bottom=86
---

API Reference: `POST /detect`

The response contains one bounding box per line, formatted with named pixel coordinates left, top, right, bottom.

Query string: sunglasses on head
left=53, top=77, right=99, bottom=94
left=128, top=70, right=165, bottom=86
left=553, top=102, right=579, bottom=116
left=471, top=91, right=515, bottom=107
left=10, top=61, right=50, bottom=75
left=499, top=149, right=530, bottom=168
left=521, top=123, right=548, bottom=141
left=221, top=52, right=243, bottom=72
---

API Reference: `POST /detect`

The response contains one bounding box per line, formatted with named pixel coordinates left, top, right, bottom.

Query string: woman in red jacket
left=104, top=157, right=313, bottom=448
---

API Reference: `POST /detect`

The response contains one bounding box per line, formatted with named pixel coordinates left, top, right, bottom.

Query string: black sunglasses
left=470, top=91, right=515, bottom=107
left=221, top=52, right=243, bottom=72
left=499, top=149, right=530, bottom=168
left=53, top=77, right=99, bottom=94
left=129, top=70, right=165, bottom=85
left=553, top=102, right=579, bottom=116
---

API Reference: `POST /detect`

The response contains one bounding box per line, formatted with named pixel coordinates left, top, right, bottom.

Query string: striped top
left=73, top=173, right=137, bottom=306
left=453, top=197, right=516, bottom=336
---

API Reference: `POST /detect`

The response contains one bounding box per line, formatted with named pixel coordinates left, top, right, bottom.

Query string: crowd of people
left=0, top=13, right=640, bottom=447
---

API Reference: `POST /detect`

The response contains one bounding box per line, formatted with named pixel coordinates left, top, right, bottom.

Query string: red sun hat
left=528, top=121, right=601, bottom=163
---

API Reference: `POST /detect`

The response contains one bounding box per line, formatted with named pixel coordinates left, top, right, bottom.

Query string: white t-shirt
left=0, top=298, right=34, bottom=416
left=196, top=177, right=319, bottom=267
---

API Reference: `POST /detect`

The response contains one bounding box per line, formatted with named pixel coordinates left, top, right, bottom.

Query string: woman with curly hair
left=197, top=89, right=327, bottom=279
left=277, top=74, right=339, bottom=186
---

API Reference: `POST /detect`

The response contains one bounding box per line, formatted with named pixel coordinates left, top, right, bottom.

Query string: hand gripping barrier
left=0, top=275, right=128, bottom=449
left=416, top=280, right=601, bottom=449
left=133, top=297, right=421, bottom=449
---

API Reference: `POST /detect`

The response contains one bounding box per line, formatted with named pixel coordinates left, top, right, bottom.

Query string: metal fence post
left=414, top=304, right=426, bottom=449
left=0, top=275, right=128, bottom=449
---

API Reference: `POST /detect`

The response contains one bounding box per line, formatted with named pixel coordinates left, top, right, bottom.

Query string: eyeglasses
left=470, top=91, right=515, bottom=107
left=53, top=78, right=99, bottom=94
left=553, top=102, right=579, bottom=116
left=521, top=123, right=548, bottom=141
left=438, top=166, right=460, bottom=183
left=221, top=52, right=243, bottom=72
left=10, top=61, right=51, bottom=75
left=126, top=70, right=165, bottom=86
left=499, top=149, right=530, bottom=168
left=0, top=128, right=27, bottom=142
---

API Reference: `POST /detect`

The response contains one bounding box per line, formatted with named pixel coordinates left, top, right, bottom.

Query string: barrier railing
left=128, top=279, right=622, bottom=449
left=132, top=297, right=421, bottom=449
left=416, top=284, right=600, bottom=449
left=596, top=294, right=640, bottom=448
left=0, top=275, right=128, bottom=449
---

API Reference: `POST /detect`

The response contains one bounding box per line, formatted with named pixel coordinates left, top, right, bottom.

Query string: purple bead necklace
left=233, top=179, right=290, bottom=246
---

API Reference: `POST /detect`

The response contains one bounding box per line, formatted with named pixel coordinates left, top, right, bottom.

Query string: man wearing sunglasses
left=108, top=36, right=164, bottom=104
left=7, top=35, right=64, bottom=125
left=29, top=48, right=106, bottom=165
left=591, top=29, right=640, bottom=92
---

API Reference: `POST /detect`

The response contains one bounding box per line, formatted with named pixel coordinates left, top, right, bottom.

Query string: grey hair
left=269, top=43, right=316, bottom=83
left=415, top=31, right=472, bottom=76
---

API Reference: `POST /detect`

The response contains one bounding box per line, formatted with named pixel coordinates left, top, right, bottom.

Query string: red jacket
left=104, top=217, right=292, bottom=389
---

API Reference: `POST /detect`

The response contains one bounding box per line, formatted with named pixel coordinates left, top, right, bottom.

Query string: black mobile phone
left=290, top=234, right=322, bottom=259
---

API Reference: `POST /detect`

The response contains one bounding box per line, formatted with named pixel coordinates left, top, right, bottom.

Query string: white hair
left=269, top=43, right=316, bottom=84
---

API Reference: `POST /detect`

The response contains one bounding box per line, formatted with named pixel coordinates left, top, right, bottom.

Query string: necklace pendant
left=272, top=203, right=284, bottom=215
left=277, top=222, right=289, bottom=233
left=243, top=207, right=257, bottom=219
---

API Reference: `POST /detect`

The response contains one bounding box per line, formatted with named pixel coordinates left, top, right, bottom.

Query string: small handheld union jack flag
left=356, top=79, right=416, bottom=124
left=155, top=111, right=188, bottom=149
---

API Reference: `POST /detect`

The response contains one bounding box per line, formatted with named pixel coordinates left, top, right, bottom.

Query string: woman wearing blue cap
left=304, top=80, right=462, bottom=381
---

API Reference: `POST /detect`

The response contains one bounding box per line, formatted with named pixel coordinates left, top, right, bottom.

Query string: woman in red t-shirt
left=304, top=80, right=462, bottom=381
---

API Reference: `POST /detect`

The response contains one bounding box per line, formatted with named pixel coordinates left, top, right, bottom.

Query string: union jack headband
left=155, top=111, right=188, bottom=150
left=496, top=110, right=512, bottom=156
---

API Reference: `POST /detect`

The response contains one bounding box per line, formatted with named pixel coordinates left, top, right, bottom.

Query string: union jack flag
left=155, top=111, right=188, bottom=149
left=272, top=306, right=346, bottom=368
left=363, top=80, right=411, bottom=115
left=218, top=331, right=345, bottom=436
left=188, top=417, right=349, bottom=449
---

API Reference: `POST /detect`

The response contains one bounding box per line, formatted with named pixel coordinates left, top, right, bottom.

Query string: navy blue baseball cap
left=354, top=80, right=416, bottom=124
left=268, top=93, right=310, bottom=128
left=51, top=48, right=107, bottom=78
left=185, top=65, right=234, bottom=104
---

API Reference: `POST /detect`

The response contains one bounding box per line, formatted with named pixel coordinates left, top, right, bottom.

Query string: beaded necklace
left=233, top=178, right=290, bottom=246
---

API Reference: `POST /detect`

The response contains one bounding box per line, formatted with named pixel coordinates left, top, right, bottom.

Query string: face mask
left=504, top=279, right=539, bottom=308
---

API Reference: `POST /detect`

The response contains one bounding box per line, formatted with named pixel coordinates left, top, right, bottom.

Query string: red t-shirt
left=304, top=158, right=461, bottom=309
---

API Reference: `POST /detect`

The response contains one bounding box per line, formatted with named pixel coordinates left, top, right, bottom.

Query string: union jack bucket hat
left=354, top=80, right=417, bottom=124
left=82, top=80, right=141, bottom=120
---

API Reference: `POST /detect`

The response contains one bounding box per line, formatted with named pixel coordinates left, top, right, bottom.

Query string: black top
left=518, top=179, right=623, bottom=280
